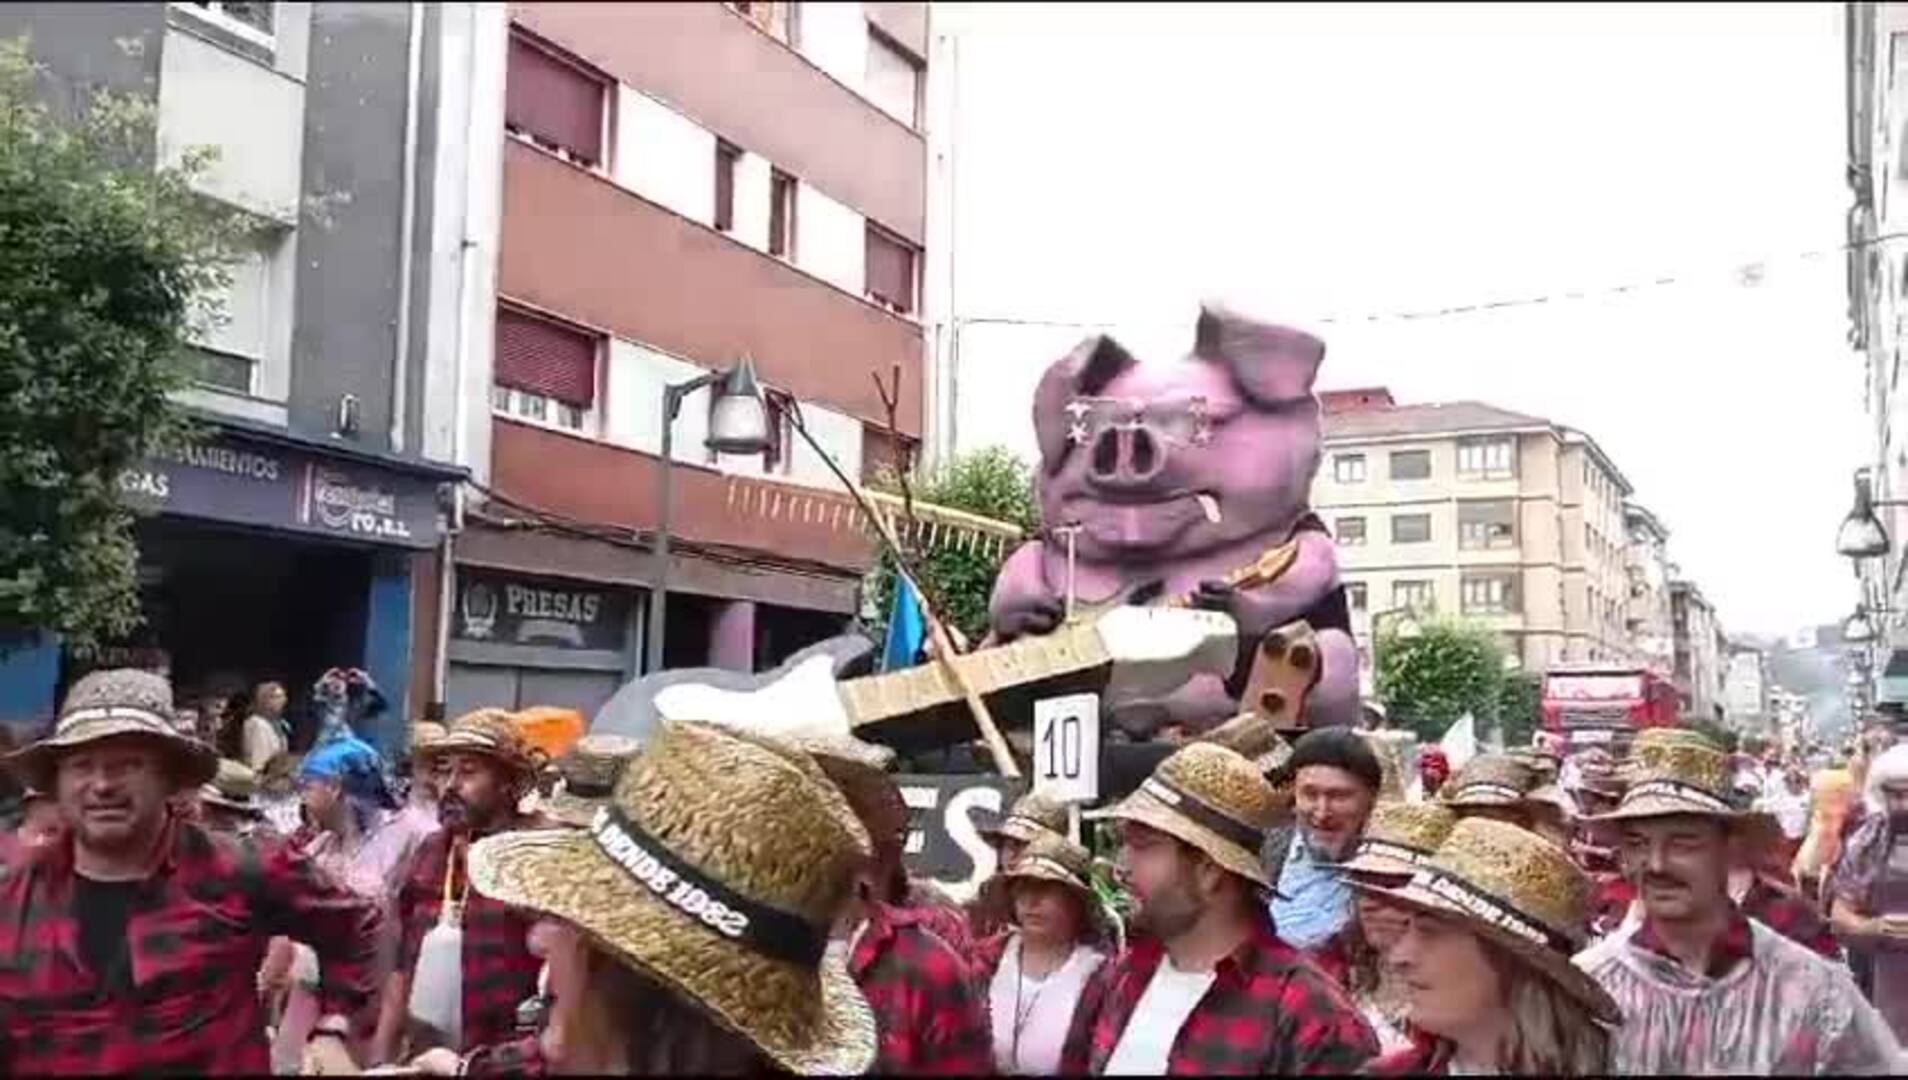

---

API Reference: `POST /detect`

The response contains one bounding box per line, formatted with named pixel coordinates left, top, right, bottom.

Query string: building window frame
left=1455, top=435, right=1516, bottom=480
left=1333, top=453, right=1367, bottom=484
left=864, top=222, right=917, bottom=315
left=505, top=29, right=611, bottom=172
left=1460, top=573, right=1519, bottom=614
left=1457, top=499, right=1517, bottom=550
left=491, top=383, right=593, bottom=435
left=1391, top=512, right=1432, bottom=545
left=713, top=141, right=740, bottom=234
left=1393, top=579, right=1435, bottom=612
left=1346, top=581, right=1368, bottom=611
left=171, top=1, right=276, bottom=50
left=768, top=168, right=798, bottom=260
left=1335, top=516, right=1367, bottom=546
left=1389, top=448, right=1432, bottom=481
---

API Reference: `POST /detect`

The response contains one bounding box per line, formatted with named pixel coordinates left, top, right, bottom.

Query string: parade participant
left=540, top=733, right=641, bottom=829
left=242, top=679, right=292, bottom=773
left=1069, top=742, right=1377, bottom=1074
left=416, top=720, right=880, bottom=1076
left=1361, top=818, right=1620, bottom=1075
left=1315, top=800, right=1458, bottom=1055
left=1831, top=742, right=1908, bottom=1041
left=1416, top=745, right=1451, bottom=800
left=1437, top=753, right=1542, bottom=829
left=972, top=788, right=1075, bottom=938
left=1760, top=764, right=1811, bottom=864
left=374, top=709, right=548, bottom=1066
left=1576, top=737, right=1902, bottom=1073
left=1263, top=727, right=1384, bottom=949
left=0, top=669, right=383, bottom=1074
left=968, top=831, right=1109, bottom=1075
left=811, top=745, right=991, bottom=1074
left=198, top=758, right=267, bottom=836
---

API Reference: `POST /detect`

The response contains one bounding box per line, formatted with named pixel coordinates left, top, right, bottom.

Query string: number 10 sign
left=1032, top=692, right=1100, bottom=804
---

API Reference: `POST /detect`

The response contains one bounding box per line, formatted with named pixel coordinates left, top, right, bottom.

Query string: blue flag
left=882, top=577, right=928, bottom=672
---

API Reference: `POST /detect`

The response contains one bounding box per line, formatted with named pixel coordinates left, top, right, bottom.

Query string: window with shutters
left=768, top=170, right=797, bottom=259
left=865, top=224, right=916, bottom=315
left=493, top=305, right=600, bottom=433
left=865, top=28, right=921, bottom=127
left=1389, top=449, right=1431, bottom=481
left=1391, top=513, right=1431, bottom=544
left=714, top=142, right=739, bottom=234
left=1457, top=499, right=1517, bottom=549
left=1335, top=517, right=1366, bottom=546
left=505, top=31, right=607, bottom=169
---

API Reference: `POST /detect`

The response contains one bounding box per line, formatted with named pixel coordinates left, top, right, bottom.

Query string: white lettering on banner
left=311, top=467, right=413, bottom=541
left=162, top=442, right=281, bottom=481
left=591, top=809, right=750, bottom=939
left=503, top=583, right=603, bottom=624
left=118, top=469, right=171, bottom=500
left=1416, top=871, right=1549, bottom=947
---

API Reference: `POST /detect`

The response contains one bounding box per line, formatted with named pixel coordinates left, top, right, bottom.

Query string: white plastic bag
left=406, top=841, right=465, bottom=1048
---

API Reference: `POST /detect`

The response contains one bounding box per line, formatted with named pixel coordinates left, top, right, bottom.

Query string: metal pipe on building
left=391, top=1, right=425, bottom=452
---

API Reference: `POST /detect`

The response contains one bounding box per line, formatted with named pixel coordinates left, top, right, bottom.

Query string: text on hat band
left=1622, top=778, right=1735, bottom=813
left=1410, top=868, right=1576, bottom=957
left=1140, top=775, right=1265, bottom=853
left=59, top=705, right=174, bottom=733
left=590, top=805, right=827, bottom=967
left=1357, top=838, right=1435, bottom=869
left=1451, top=782, right=1525, bottom=804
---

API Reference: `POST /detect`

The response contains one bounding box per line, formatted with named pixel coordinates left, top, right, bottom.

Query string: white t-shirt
left=1102, top=956, right=1217, bottom=1076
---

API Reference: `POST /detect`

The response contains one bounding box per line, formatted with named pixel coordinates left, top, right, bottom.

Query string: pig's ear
left=1193, top=302, right=1325, bottom=406
left=1032, top=334, right=1136, bottom=474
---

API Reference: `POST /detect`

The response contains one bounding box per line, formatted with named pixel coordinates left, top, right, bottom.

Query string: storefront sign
left=895, top=773, right=1026, bottom=903
left=117, top=432, right=443, bottom=549
left=454, top=568, right=630, bottom=652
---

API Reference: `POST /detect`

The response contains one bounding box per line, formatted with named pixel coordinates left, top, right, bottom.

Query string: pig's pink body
left=989, top=304, right=1361, bottom=737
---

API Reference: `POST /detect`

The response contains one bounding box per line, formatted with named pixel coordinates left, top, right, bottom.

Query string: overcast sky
left=938, top=1, right=1864, bottom=640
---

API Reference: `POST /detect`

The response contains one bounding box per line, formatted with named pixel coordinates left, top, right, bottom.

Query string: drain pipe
left=390, top=0, right=425, bottom=452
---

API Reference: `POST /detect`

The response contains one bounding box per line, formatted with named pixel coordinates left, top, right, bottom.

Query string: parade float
left=592, top=302, right=1361, bottom=898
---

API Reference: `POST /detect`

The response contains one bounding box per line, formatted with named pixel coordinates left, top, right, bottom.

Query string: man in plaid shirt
left=374, top=710, right=547, bottom=1064
left=1068, top=743, right=1377, bottom=1075
left=0, top=669, right=383, bottom=1074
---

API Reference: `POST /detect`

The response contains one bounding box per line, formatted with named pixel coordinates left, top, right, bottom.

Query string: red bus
left=1540, top=664, right=1679, bottom=754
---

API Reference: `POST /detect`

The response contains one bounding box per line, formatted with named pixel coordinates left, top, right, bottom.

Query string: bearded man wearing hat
left=371, top=708, right=550, bottom=1067
left=1261, top=727, right=1384, bottom=949
left=0, top=668, right=384, bottom=1074
left=1575, top=734, right=1903, bottom=1074
left=1066, top=743, right=1376, bottom=1075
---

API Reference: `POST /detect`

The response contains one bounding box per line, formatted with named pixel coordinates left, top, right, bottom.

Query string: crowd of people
left=2, top=663, right=1908, bottom=1075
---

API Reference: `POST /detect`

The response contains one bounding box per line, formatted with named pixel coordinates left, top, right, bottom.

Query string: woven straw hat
left=543, top=734, right=642, bottom=829
left=1356, top=817, right=1621, bottom=1024
left=1000, top=830, right=1096, bottom=896
left=979, top=788, right=1073, bottom=847
left=411, top=721, right=448, bottom=750
left=466, top=720, right=877, bottom=1075
left=1340, top=801, right=1458, bottom=880
left=419, top=708, right=542, bottom=778
left=1505, top=745, right=1563, bottom=784
left=1086, top=742, right=1281, bottom=889
left=1198, top=712, right=1295, bottom=777
left=1591, top=737, right=1756, bottom=824
left=7, top=669, right=217, bottom=790
left=1439, top=753, right=1540, bottom=809
left=200, top=758, right=263, bottom=816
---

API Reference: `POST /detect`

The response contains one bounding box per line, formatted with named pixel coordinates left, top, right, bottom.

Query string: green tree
left=0, top=38, right=239, bottom=655
left=1497, top=671, right=1543, bottom=749
left=1375, top=617, right=1509, bottom=743
left=868, top=446, right=1040, bottom=647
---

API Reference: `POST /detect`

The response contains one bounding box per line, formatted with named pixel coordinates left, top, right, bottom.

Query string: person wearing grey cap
left=1261, top=727, right=1381, bottom=949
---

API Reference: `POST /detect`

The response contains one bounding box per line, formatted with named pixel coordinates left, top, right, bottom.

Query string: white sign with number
left=1033, top=692, right=1100, bottom=804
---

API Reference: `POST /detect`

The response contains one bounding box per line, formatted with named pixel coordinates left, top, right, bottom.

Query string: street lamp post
left=644, top=357, right=772, bottom=674
left=1836, top=469, right=1905, bottom=560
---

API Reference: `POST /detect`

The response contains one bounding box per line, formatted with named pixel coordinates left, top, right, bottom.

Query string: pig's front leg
left=1191, top=529, right=1343, bottom=642
left=988, top=540, right=1065, bottom=643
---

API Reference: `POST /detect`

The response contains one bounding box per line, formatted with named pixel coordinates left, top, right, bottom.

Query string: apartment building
left=427, top=2, right=937, bottom=719
left=0, top=2, right=486, bottom=749
left=1671, top=579, right=1728, bottom=722
left=1315, top=389, right=1641, bottom=687
left=1624, top=505, right=1676, bottom=674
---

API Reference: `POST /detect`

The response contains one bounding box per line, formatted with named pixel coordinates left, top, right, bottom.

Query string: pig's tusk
left=1196, top=492, right=1223, bottom=524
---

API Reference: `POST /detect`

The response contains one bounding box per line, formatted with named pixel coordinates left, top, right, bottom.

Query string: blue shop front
left=0, top=420, right=462, bottom=755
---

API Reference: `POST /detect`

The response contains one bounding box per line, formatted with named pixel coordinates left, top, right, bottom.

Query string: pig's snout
left=1088, top=423, right=1168, bottom=489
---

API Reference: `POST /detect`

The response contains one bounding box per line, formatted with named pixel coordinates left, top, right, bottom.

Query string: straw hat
left=543, top=734, right=642, bottom=829
left=7, top=669, right=217, bottom=790
left=998, top=830, right=1097, bottom=897
left=418, top=708, right=542, bottom=778
left=200, top=758, right=263, bottom=817
left=1198, top=712, right=1295, bottom=777
left=1340, top=801, right=1458, bottom=880
left=465, top=720, right=877, bottom=1075
left=1355, top=817, right=1621, bottom=1024
left=411, top=720, right=448, bottom=750
left=1085, top=742, right=1281, bottom=889
left=1590, top=737, right=1762, bottom=825
left=1439, top=753, right=1540, bottom=809
left=979, top=788, right=1073, bottom=848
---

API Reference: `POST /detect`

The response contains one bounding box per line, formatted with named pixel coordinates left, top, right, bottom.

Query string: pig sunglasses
left=1065, top=396, right=1213, bottom=448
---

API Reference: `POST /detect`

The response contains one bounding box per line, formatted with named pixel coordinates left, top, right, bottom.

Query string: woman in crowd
left=410, top=719, right=879, bottom=1076
left=969, top=831, right=1108, bottom=1076
left=1361, top=818, right=1620, bottom=1076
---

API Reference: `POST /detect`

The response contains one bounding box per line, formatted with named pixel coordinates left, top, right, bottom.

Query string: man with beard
left=0, top=669, right=382, bottom=1073
left=1576, top=735, right=1901, bottom=1074
left=371, top=710, right=547, bottom=1066
left=1261, top=728, right=1382, bottom=949
left=1066, top=743, right=1375, bottom=1075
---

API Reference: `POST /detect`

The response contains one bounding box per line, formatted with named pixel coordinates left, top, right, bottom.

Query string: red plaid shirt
left=849, top=901, right=992, bottom=1075
left=1741, top=876, right=1840, bottom=959
left=1362, top=1037, right=1451, bottom=1076
left=0, top=817, right=381, bottom=1074
left=397, top=825, right=543, bottom=1053
left=1061, top=911, right=1377, bottom=1075
left=1632, top=906, right=1756, bottom=978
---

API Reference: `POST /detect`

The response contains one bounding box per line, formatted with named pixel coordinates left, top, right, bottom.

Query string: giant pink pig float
left=988, top=303, right=1360, bottom=739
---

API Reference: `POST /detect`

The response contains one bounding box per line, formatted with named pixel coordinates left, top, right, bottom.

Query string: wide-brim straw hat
left=1440, top=753, right=1540, bottom=810
left=418, top=708, right=542, bottom=778
left=1340, top=801, right=1458, bottom=880
left=1355, top=817, right=1622, bottom=1025
left=985, top=831, right=1115, bottom=937
left=1086, top=742, right=1281, bottom=890
left=7, top=669, right=217, bottom=791
left=1197, top=711, right=1295, bottom=777
left=200, top=758, right=263, bottom=817
left=543, top=733, right=642, bottom=829
left=978, top=788, right=1073, bottom=847
left=466, top=720, right=877, bottom=1075
left=410, top=721, right=448, bottom=750
left=1591, top=735, right=1761, bottom=825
